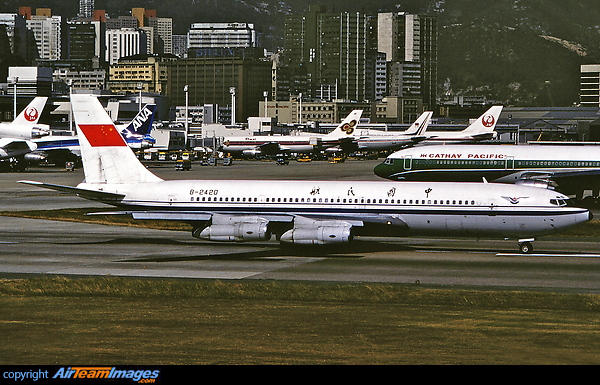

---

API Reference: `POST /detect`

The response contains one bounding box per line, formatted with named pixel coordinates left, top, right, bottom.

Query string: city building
left=107, top=54, right=175, bottom=94
left=26, top=11, right=62, bottom=61
left=187, top=23, right=258, bottom=51
left=167, top=57, right=271, bottom=123
left=378, top=12, right=438, bottom=110
left=580, top=64, right=600, bottom=107
left=105, top=28, right=148, bottom=65
left=283, top=5, right=374, bottom=102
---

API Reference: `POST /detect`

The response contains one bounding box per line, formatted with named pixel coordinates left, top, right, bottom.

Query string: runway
left=3, top=159, right=600, bottom=293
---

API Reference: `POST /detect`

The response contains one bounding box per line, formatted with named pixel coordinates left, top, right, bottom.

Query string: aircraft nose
left=374, top=162, right=391, bottom=179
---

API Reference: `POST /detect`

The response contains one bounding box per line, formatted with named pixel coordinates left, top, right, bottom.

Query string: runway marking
left=496, top=253, right=600, bottom=258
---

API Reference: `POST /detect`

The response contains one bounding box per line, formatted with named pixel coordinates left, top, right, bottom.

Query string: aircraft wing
left=18, top=181, right=125, bottom=204
left=257, top=142, right=284, bottom=155
left=513, top=169, right=600, bottom=196
left=85, top=210, right=408, bottom=231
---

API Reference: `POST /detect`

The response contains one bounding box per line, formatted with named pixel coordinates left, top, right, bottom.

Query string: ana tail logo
left=341, top=119, right=358, bottom=135
left=24, top=107, right=39, bottom=122
left=482, top=114, right=495, bottom=128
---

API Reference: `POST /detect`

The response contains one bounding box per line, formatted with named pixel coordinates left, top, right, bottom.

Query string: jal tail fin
left=123, top=104, right=156, bottom=135
left=71, top=94, right=162, bottom=185
left=405, top=111, right=433, bottom=136
left=324, top=110, right=363, bottom=139
left=462, top=105, right=503, bottom=135
left=13, top=97, right=48, bottom=126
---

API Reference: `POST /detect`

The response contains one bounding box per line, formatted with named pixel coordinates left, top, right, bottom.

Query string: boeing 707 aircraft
left=19, top=95, right=591, bottom=253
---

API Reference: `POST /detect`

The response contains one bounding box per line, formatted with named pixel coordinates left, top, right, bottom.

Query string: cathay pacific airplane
left=19, top=95, right=591, bottom=254
left=417, top=106, right=503, bottom=144
left=0, top=97, right=49, bottom=169
left=220, top=110, right=363, bottom=157
left=373, top=143, right=600, bottom=201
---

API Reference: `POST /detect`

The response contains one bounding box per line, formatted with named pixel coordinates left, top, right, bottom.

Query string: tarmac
left=2, top=159, right=600, bottom=293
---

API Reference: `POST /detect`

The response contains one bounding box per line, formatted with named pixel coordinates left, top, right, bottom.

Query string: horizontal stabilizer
left=17, top=180, right=125, bottom=203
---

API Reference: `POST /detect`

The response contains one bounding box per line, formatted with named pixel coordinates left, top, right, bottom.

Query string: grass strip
left=1, top=277, right=600, bottom=365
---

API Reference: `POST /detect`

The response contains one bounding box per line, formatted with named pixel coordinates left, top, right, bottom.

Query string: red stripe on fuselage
left=78, top=124, right=126, bottom=147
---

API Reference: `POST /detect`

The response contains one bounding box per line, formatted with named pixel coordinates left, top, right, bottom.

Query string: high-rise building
left=378, top=12, right=437, bottom=110
left=167, top=57, right=271, bottom=122
left=283, top=5, right=375, bottom=102
left=580, top=64, right=600, bottom=107
left=79, top=0, right=94, bottom=19
left=147, top=17, right=172, bottom=54
left=187, top=23, right=258, bottom=50
left=105, top=28, right=147, bottom=65
left=26, top=14, right=62, bottom=61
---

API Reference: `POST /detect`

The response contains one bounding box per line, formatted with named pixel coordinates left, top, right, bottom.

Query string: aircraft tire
left=519, top=241, right=533, bottom=254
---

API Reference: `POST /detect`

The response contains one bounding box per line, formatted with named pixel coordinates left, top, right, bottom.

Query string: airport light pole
left=263, top=91, right=268, bottom=117
left=229, top=87, right=236, bottom=126
left=184, top=84, right=189, bottom=148
left=298, top=92, right=302, bottom=125
left=12, top=76, right=18, bottom=119
left=137, top=82, right=143, bottom=112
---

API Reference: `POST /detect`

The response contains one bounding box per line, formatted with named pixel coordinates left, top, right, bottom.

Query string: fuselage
left=78, top=179, right=590, bottom=239
left=375, top=144, right=600, bottom=182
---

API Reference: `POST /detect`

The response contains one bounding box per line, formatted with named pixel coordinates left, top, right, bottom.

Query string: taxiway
left=2, top=159, right=600, bottom=293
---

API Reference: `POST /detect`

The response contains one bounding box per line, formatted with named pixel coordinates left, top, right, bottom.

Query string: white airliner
left=0, top=97, right=49, bottom=166
left=330, top=111, right=432, bottom=153
left=418, top=105, right=503, bottom=144
left=374, top=143, right=600, bottom=201
left=220, top=110, right=363, bottom=157
left=19, top=95, right=591, bottom=254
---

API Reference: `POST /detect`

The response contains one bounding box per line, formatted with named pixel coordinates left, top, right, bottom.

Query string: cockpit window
left=384, top=158, right=393, bottom=165
left=550, top=198, right=570, bottom=206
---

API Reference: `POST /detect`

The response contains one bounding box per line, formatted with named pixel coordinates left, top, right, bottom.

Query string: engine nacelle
left=279, top=220, right=353, bottom=245
left=515, top=178, right=556, bottom=190
left=31, top=125, right=50, bottom=139
left=192, top=216, right=270, bottom=242
left=242, top=148, right=262, bottom=157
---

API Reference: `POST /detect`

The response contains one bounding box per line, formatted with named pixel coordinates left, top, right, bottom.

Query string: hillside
left=1, top=0, right=599, bottom=106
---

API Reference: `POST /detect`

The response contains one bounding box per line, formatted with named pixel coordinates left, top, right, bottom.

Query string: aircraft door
left=506, top=156, right=514, bottom=170
left=403, top=155, right=413, bottom=170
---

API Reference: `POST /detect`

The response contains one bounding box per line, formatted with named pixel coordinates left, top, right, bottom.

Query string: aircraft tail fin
left=323, top=110, right=363, bottom=139
left=70, top=94, right=162, bottom=185
left=461, top=105, right=503, bottom=135
left=12, top=97, right=47, bottom=126
left=123, top=104, right=156, bottom=135
left=405, top=111, right=433, bottom=136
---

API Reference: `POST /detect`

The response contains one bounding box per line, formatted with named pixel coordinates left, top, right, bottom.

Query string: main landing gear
left=518, top=238, right=535, bottom=254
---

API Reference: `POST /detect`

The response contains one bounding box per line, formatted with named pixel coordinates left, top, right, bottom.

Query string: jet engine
left=31, top=125, right=50, bottom=139
left=192, top=215, right=270, bottom=242
left=242, top=148, right=263, bottom=157
left=515, top=178, right=557, bottom=190
left=279, top=220, right=353, bottom=245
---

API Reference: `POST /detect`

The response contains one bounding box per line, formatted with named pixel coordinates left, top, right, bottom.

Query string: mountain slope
left=1, top=0, right=599, bottom=106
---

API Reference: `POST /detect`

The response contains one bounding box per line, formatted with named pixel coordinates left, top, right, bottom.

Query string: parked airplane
left=374, top=143, right=600, bottom=202
left=417, top=105, right=503, bottom=144
left=331, top=111, right=433, bottom=153
left=18, top=95, right=590, bottom=253
left=32, top=103, right=157, bottom=163
left=220, top=110, right=363, bottom=157
left=0, top=97, right=49, bottom=168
